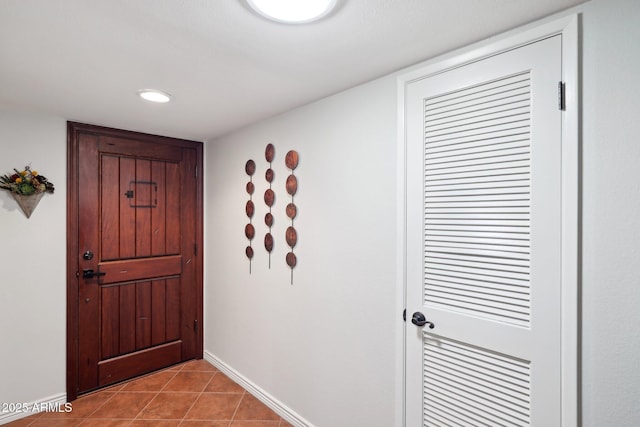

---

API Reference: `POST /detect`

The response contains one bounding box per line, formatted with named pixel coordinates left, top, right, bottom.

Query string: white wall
left=204, top=1, right=640, bottom=426
left=0, top=109, right=67, bottom=414
left=204, top=77, right=398, bottom=426
left=581, top=0, right=640, bottom=425
left=0, top=0, right=638, bottom=426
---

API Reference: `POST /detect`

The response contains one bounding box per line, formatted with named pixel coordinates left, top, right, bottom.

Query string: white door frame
left=395, top=14, right=580, bottom=427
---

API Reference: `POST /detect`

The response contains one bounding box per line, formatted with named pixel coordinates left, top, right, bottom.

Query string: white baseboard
left=0, top=392, right=67, bottom=425
left=204, top=350, right=313, bottom=427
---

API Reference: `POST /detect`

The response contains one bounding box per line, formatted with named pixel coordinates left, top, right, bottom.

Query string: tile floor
left=5, top=359, right=293, bottom=427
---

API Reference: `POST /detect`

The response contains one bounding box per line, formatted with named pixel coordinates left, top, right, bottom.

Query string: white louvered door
left=405, top=35, right=562, bottom=426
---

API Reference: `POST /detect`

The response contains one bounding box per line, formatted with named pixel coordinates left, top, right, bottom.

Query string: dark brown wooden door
left=67, top=122, right=203, bottom=399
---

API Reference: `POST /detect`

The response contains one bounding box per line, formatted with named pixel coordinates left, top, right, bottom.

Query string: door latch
left=82, top=269, right=106, bottom=279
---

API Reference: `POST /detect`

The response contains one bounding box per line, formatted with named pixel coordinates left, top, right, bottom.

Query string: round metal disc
left=286, top=174, right=297, bottom=196
left=286, top=252, right=297, bottom=268
left=245, top=200, right=255, bottom=218
left=244, top=223, right=255, bottom=240
left=264, top=188, right=275, bottom=206
left=265, top=212, right=274, bottom=227
left=264, top=233, right=274, bottom=252
left=265, top=143, right=275, bottom=163
left=285, top=150, right=299, bottom=170
left=286, top=203, right=297, bottom=219
left=286, top=226, right=297, bottom=248
left=265, top=168, right=275, bottom=183
left=245, top=159, right=256, bottom=176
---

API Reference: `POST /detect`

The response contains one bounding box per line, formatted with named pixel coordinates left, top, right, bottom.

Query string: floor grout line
left=6, top=360, right=289, bottom=427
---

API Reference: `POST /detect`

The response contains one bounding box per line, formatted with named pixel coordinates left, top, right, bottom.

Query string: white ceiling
left=0, top=0, right=586, bottom=141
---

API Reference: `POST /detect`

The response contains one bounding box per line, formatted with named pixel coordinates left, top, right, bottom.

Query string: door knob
left=411, top=312, right=435, bottom=329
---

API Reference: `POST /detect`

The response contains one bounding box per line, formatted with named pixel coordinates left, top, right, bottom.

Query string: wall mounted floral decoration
left=0, top=165, right=55, bottom=218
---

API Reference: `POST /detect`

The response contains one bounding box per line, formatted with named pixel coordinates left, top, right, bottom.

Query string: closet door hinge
left=558, top=81, right=566, bottom=111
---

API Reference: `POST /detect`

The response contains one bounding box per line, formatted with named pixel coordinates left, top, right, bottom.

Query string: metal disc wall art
left=285, top=150, right=299, bottom=284
left=245, top=159, right=256, bottom=273
left=264, top=143, right=275, bottom=267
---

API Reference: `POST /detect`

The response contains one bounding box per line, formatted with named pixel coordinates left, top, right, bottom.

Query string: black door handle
left=82, top=269, right=106, bottom=279
left=411, top=312, right=435, bottom=329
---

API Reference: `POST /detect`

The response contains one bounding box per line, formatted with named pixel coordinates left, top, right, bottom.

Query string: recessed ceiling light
left=137, top=89, right=172, bottom=103
left=247, top=0, right=338, bottom=24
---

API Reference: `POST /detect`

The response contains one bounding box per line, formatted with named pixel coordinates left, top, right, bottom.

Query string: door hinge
left=194, top=319, right=198, bottom=332
left=403, top=308, right=407, bottom=322
left=195, top=165, right=198, bottom=178
left=558, top=81, right=566, bottom=111
left=194, top=243, right=198, bottom=256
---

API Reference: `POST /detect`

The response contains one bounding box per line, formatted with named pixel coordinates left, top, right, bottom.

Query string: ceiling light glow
left=247, top=0, right=337, bottom=24
left=137, top=89, right=172, bottom=103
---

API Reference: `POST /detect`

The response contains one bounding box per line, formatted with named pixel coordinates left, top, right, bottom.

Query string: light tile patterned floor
left=5, top=360, right=293, bottom=427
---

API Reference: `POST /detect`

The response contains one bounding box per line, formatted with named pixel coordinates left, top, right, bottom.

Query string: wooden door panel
left=98, top=255, right=182, bottom=284
left=151, top=160, right=167, bottom=256
left=100, top=155, right=182, bottom=261
left=151, top=280, right=167, bottom=346
left=135, top=281, right=152, bottom=349
left=119, top=284, right=137, bottom=354
left=166, top=162, right=181, bottom=254
left=98, top=341, right=182, bottom=387
left=68, top=123, right=203, bottom=399
left=179, top=148, right=198, bottom=360
left=99, top=136, right=183, bottom=160
left=134, top=159, right=153, bottom=256
left=100, top=286, right=120, bottom=359
left=77, top=133, right=101, bottom=393
left=100, top=155, right=120, bottom=260
left=119, top=157, right=136, bottom=258
left=99, top=279, right=182, bottom=359
left=165, top=277, right=181, bottom=341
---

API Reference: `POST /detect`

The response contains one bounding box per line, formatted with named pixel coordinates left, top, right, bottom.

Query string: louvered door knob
left=411, top=312, right=435, bottom=329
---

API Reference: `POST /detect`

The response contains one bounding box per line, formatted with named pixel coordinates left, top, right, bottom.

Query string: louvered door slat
left=426, top=228, right=529, bottom=241
left=425, top=106, right=530, bottom=135
left=423, top=337, right=531, bottom=427
left=425, top=251, right=529, bottom=269
left=424, top=129, right=531, bottom=151
left=425, top=74, right=530, bottom=114
left=424, top=274, right=528, bottom=296
left=425, top=216, right=529, bottom=229
left=426, top=176, right=529, bottom=191
left=426, top=137, right=529, bottom=157
left=426, top=195, right=530, bottom=206
left=425, top=94, right=530, bottom=125
left=425, top=259, right=528, bottom=282
left=425, top=149, right=530, bottom=170
left=424, top=376, right=529, bottom=425
left=425, top=278, right=528, bottom=302
left=423, top=71, right=532, bottom=326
